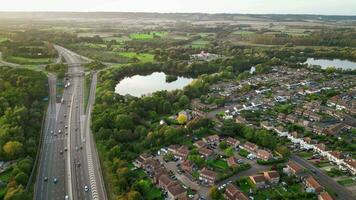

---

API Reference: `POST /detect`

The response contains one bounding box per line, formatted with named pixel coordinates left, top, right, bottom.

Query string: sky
left=0, top=0, right=355, bottom=15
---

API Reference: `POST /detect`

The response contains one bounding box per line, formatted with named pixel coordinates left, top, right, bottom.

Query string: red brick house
left=305, top=176, right=323, bottom=194
left=318, top=191, right=334, bottom=200
left=227, top=156, right=239, bottom=168
left=194, top=140, right=206, bottom=148
left=249, top=174, right=266, bottom=188
left=263, top=171, right=280, bottom=184
left=199, top=168, right=217, bottom=185
left=224, top=184, right=249, bottom=200
left=198, top=147, right=213, bottom=158
left=181, top=160, right=194, bottom=173
left=285, top=161, right=303, bottom=175
left=167, top=181, right=187, bottom=200
left=226, top=137, right=240, bottom=148
left=203, top=134, right=220, bottom=145
left=257, top=149, right=272, bottom=161
left=241, top=142, right=258, bottom=153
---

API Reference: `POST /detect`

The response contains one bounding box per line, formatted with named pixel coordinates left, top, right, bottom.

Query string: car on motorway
left=58, top=129, right=62, bottom=134
left=84, top=185, right=89, bottom=192
left=64, top=147, right=68, bottom=151
left=65, top=125, right=68, bottom=129
left=44, top=177, right=48, bottom=182
left=65, top=195, right=69, bottom=200
left=50, top=130, right=54, bottom=134
left=60, top=150, right=63, bottom=154
left=82, top=139, right=86, bottom=143
left=53, top=177, right=58, bottom=184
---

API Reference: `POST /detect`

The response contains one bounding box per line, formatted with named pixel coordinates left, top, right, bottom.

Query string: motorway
left=35, top=46, right=106, bottom=200
left=291, top=155, right=355, bottom=200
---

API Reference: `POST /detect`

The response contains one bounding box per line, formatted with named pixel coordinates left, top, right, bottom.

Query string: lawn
left=118, top=52, right=154, bottom=63
left=4, top=56, right=54, bottom=65
left=135, top=179, right=163, bottom=200
left=297, top=151, right=313, bottom=158
left=129, top=32, right=167, bottom=40
left=76, top=42, right=107, bottom=49
left=233, top=30, right=256, bottom=35
left=190, top=39, right=210, bottom=48
left=0, top=37, right=10, bottom=43
left=337, top=178, right=356, bottom=186
left=207, top=159, right=229, bottom=170
left=103, top=36, right=131, bottom=43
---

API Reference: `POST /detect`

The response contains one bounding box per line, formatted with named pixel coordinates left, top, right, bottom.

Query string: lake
left=115, top=72, right=193, bottom=97
left=305, top=58, right=356, bottom=70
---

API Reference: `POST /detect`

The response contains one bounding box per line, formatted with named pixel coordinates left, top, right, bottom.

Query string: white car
left=84, top=185, right=89, bottom=192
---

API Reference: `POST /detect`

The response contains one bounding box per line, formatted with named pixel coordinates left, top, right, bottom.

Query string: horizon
left=0, top=0, right=356, bottom=15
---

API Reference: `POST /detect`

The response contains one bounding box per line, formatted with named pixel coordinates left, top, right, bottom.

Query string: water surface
left=115, top=72, right=193, bottom=97
left=305, top=58, right=356, bottom=70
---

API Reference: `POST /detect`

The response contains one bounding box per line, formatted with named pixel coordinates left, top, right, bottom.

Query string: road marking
left=67, top=95, right=75, bottom=200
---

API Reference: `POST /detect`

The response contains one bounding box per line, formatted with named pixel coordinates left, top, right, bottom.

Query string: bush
left=239, top=149, right=249, bottom=157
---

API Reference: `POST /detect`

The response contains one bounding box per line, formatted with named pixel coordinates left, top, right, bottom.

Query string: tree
left=127, top=190, right=141, bottom=200
left=14, top=172, right=28, bottom=186
left=209, top=186, right=221, bottom=200
left=275, top=145, right=291, bottom=157
left=115, top=114, right=134, bottom=130
left=178, top=95, right=190, bottom=108
left=177, top=113, right=187, bottom=124
left=219, top=141, right=228, bottom=150
left=3, top=141, right=23, bottom=159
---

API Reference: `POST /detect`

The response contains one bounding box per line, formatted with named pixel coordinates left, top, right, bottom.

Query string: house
left=286, top=114, right=298, bottom=123
left=175, top=146, right=190, bottom=160
left=343, top=158, right=356, bottom=175
left=227, top=156, right=239, bottom=168
left=226, top=137, right=240, bottom=148
left=194, top=140, right=206, bottom=148
left=274, top=126, right=288, bottom=137
left=314, top=143, right=328, bottom=156
left=249, top=174, right=266, bottom=189
left=305, top=176, right=323, bottom=194
left=153, top=167, right=168, bottom=184
left=168, top=145, right=180, bottom=154
left=159, top=174, right=173, bottom=189
left=167, top=181, right=187, bottom=200
left=257, top=149, right=272, bottom=161
left=198, top=147, right=213, bottom=158
left=143, top=158, right=161, bottom=174
left=318, top=191, right=334, bottom=200
left=326, top=151, right=344, bottom=165
left=203, top=134, right=220, bottom=145
left=134, top=153, right=153, bottom=168
left=224, top=184, right=249, bottom=200
left=260, top=121, right=274, bottom=130
left=241, top=142, right=258, bottom=153
left=263, top=171, right=280, bottom=184
left=199, top=168, right=217, bottom=185
left=181, top=160, right=194, bottom=173
left=284, top=161, right=303, bottom=176
left=324, top=123, right=346, bottom=136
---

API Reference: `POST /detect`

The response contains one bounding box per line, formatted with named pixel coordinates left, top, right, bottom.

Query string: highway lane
left=291, top=155, right=355, bottom=200
left=36, top=45, right=106, bottom=200
left=35, top=73, right=71, bottom=200
left=85, top=72, right=107, bottom=200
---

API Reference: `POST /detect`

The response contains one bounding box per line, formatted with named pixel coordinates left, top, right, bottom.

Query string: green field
left=0, top=37, right=10, bottom=43
left=103, top=36, right=131, bottom=43
left=76, top=42, right=107, bottom=49
left=207, top=159, right=229, bottom=170
left=4, top=56, right=54, bottom=65
left=190, top=39, right=210, bottom=48
left=337, top=178, right=356, bottom=186
left=118, top=52, right=154, bottom=62
left=233, top=30, right=256, bottom=35
left=135, top=179, right=163, bottom=200
left=129, top=32, right=167, bottom=40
